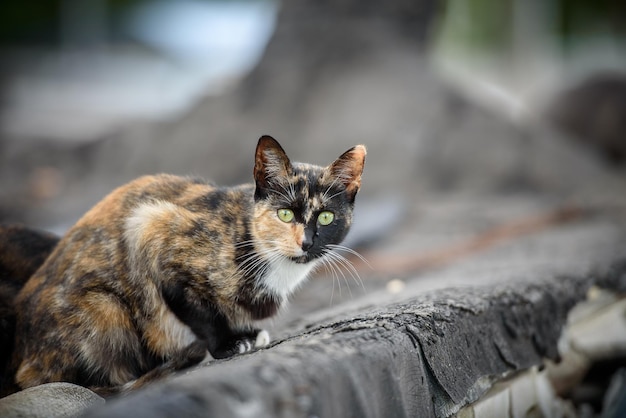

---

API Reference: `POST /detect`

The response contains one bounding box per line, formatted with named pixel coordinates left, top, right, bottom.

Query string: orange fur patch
left=292, top=223, right=305, bottom=248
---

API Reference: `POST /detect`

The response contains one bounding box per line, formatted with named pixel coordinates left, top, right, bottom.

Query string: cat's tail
left=0, top=224, right=59, bottom=397
left=89, top=339, right=209, bottom=398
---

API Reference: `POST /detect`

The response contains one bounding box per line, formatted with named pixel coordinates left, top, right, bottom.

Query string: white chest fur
left=259, top=258, right=318, bottom=298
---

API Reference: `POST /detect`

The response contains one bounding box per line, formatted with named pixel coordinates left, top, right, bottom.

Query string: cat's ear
left=254, top=135, right=292, bottom=190
left=328, top=145, right=367, bottom=202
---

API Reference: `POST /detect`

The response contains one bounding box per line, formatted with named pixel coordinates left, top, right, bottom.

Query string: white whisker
left=320, top=255, right=343, bottom=302
left=325, top=190, right=345, bottom=202
left=322, top=247, right=365, bottom=291
left=321, top=177, right=339, bottom=200
left=329, top=253, right=354, bottom=298
left=327, top=244, right=371, bottom=269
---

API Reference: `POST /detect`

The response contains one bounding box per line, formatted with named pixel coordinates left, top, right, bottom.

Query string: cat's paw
left=235, top=330, right=270, bottom=353
left=236, top=338, right=255, bottom=354
left=254, top=329, right=270, bottom=348
left=213, top=329, right=270, bottom=358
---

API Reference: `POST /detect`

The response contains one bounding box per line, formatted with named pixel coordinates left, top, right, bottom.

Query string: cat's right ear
left=254, top=135, right=292, bottom=194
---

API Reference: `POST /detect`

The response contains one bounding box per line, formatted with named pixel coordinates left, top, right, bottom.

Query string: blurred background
left=0, top=0, right=625, bottom=236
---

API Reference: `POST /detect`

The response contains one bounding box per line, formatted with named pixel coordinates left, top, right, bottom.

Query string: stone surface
left=0, top=382, right=104, bottom=418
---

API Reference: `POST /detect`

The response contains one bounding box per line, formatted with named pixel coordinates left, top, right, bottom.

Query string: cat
left=6, top=135, right=366, bottom=396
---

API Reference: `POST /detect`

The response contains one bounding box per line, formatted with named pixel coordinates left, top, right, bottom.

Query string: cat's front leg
left=160, top=282, right=270, bottom=358
left=212, top=328, right=270, bottom=359
left=120, top=339, right=208, bottom=394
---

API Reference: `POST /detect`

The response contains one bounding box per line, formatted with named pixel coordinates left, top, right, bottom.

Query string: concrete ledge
left=83, top=261, right=625, bottom=418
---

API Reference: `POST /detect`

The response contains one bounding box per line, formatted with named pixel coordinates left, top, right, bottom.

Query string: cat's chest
left=259, top=258, right=317, bottom=298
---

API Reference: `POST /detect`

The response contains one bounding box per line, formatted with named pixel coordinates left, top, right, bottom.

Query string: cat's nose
left=301, top=229, right=314, bottom=251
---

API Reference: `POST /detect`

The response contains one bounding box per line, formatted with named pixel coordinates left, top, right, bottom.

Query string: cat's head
left=251, top=135, right=366, bottom=266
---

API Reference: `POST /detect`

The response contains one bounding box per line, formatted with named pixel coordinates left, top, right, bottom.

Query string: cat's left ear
left=254, top=135, right=292, bottom=191
left=328, top=145, right=367, bottom=202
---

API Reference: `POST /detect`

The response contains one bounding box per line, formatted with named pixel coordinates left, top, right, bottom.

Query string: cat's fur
left=5, top=136, right=366, bottom=396
left=0, top=225, right=59, bottom=396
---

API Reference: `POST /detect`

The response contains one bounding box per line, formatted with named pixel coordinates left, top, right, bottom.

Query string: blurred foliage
left=438, top=0, right=625, bottom=55
left=1, top=0, right=624, bottom=50
left=437, top=0, right=514, bottom=52
left=0, top=0, right=144, bottom=45
left=555, top=0, right=626, bottom=49
left=0, top=0, right=264, bottom=46
left=0, top=1, right=59, bottom=44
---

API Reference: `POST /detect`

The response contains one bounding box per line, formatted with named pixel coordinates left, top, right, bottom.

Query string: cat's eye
left=277, top=208, right=295, bottom=223
left=318, top=211, right=334, bottom=226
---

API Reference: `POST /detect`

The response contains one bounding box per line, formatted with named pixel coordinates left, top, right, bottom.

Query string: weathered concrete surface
left=81, top=215, right=626, bottom=418
left=0, top=382, right=104, bottom=418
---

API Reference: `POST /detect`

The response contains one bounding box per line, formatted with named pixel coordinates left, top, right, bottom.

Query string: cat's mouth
left=289, top=253, right=319, bottom=264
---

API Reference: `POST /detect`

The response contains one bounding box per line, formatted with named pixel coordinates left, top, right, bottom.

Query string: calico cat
left=7, top=136, right=366, bottom=396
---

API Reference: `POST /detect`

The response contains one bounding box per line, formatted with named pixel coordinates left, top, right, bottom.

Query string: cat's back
left=18, top=174, right=217, bottom=297
left=78, top=174, right=216, bottom=225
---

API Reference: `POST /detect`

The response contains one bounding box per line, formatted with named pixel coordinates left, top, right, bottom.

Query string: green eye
left=277, top=208, right=295, bottom=223
left=318, top=211, right=334, bottom=226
